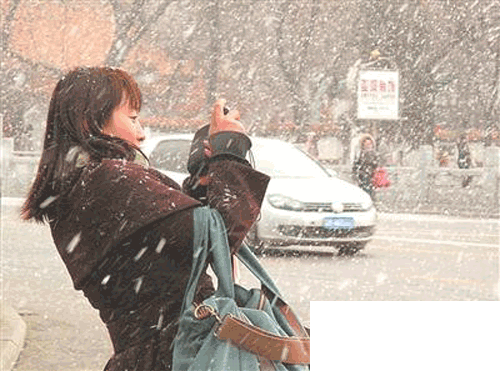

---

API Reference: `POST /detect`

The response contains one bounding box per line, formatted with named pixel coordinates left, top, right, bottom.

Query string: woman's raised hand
left=209, top=99, right=246, bottom=137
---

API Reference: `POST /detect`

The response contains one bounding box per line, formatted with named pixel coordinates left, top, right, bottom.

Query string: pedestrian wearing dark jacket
left=352, top=133, right=378, bottom=200
left=457, top=134, right=473, bottom=187
left=457, top=134, right=472, bottom=169
left=21, top=67, right=269, bottom=370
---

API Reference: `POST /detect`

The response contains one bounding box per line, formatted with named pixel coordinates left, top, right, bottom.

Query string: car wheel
left=244, top=225, right=266, bottom=255
left=338, top=242, right=366, bottom=256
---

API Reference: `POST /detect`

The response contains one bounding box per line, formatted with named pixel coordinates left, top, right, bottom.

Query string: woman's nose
left=136, top=120, right=146, bottom=142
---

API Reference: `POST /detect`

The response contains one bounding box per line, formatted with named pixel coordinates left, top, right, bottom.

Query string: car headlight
left=267, top=194, right=304, bottom=211
left=360, top=199, right=373, bottom=211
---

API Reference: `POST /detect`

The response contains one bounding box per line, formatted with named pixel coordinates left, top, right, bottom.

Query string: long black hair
left=21, top=67, right=142, bottom=222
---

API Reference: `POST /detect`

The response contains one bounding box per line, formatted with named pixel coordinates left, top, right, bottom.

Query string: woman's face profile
left=102, top=98, right=145, bottom=147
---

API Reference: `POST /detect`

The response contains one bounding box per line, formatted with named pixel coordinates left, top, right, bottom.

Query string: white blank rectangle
left=311, top=301, right=500, bottom=371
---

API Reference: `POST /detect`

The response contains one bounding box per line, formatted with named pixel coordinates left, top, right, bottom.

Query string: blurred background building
left=1, top=0, right=499, bottom=160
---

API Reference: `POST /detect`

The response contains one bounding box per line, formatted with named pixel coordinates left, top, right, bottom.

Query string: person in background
left=439, top=150, right=450, bottom=167
left=457, top=134, right=473, bottom=187
left=457, top=134, right=472, bottom=169
left=352, top=133, right=378, bottom=200
left=20, top=66, right=270, bottom=370
left=304, top=129, right=320, bottom=159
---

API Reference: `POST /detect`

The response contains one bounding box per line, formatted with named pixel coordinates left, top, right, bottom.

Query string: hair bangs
left=110, top=68, right=142, bottom=112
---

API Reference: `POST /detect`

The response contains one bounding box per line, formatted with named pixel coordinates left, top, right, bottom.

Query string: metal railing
left=1, top=147, right=498, bottom=218
left=328, top=164, right=499, bottom=218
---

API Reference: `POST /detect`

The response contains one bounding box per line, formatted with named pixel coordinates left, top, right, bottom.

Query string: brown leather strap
left=261, top=285, right=309, bottom=338
left=215, top=314, right=310, bottom=365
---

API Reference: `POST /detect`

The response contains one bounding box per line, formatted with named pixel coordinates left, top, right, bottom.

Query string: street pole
left=349, top=49, right=399, bottom=161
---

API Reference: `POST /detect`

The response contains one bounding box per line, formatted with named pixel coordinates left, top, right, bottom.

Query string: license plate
left=323, top=217, right=354, bottom=230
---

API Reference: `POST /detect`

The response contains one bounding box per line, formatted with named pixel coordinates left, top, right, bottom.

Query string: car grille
left=277, top=225, right=375, bottom=239
left=302, top=202, right=365, bottom=212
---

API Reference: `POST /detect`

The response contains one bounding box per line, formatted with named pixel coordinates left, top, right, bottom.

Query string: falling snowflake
left=134, top=247, right=148, bottom=261
left=157, top=313, right=164, bottom=330
left=134, top=276, right=143, bottom=293
left=65, top=146, right=79, bottom=162
left=156, top=238, right=166, bottom=253
left=376, top=272, right=388, bottom=285
left=119, top=220, right=128, bottom=232
left=66, top=232, right=81, bottom=254
left=101, top=275, right=111, bottom=285
left=338, top=279, right=354, bottom=290
left=39, top=195, right=59, bottom=209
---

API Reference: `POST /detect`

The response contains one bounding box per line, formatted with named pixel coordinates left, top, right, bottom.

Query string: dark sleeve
left=205, top=159, right=270, bottom=253
left=182, top=134, right=270, bottom=254
left=82, top=157, right=269, bottom=319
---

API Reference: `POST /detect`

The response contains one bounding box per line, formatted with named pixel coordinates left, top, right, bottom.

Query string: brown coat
left=49, top=157, right=270, bottom=370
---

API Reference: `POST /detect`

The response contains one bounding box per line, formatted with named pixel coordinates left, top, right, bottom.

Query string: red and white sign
left=357, top=70, right=399, bottom=120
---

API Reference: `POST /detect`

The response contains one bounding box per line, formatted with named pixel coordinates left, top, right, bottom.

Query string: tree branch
left=106, top=0, right=174, bottom=67
left=298, top=0, right=320, bottom=79
left=1, top=0, right=22, bottom=51
left=130, top=0, right=174, bottom=46
left=487, top=53, right=500, bottom=120
left=275, top=2, right=293, bottom=88
left=123, top=0, right=147, bottom=34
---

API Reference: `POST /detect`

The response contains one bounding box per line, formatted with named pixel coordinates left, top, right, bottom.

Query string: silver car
left=141, top=134, right=377, bottom=255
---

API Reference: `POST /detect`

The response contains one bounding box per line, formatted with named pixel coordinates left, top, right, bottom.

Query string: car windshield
left=147, top=137, right=331, bottom=179
left=251, top=140, right=330, bottom=178
left=148, top=139, right=191, bottom=173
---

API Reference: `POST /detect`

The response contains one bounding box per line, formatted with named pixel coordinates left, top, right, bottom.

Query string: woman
left=352, top=133, right=378, bottom=200
left=21, top=67, right=269, bottom=370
